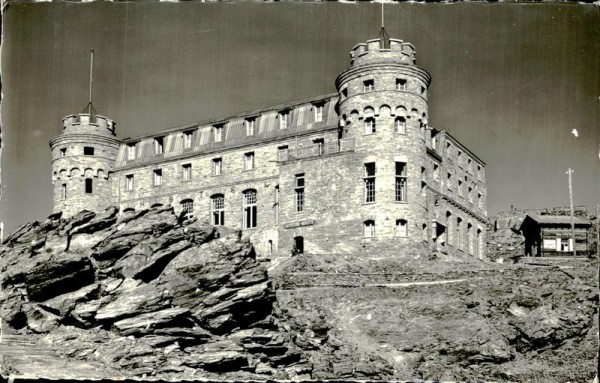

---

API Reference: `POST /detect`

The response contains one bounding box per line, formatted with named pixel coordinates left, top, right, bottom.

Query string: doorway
left=293, top=236, right=304, bottom=255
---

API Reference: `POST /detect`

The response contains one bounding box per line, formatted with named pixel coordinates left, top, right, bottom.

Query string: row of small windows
left=364, top=162, right=407, bottom=204
left=363, top=219, right=408, bottom=238
left=125, top=105, right=326, bottom=161
left=363, top=117, right=407, bottom=135
left=125, top=154, right=253, bottom=189
left=60, top=178, right=94, bottom=199
left=358, top=78, right=426, bottom=95
left=58, top=147, right=95, bottom=157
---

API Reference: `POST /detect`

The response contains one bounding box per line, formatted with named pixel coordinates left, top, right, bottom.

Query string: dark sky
left=2, top=2, right=599, bottom=233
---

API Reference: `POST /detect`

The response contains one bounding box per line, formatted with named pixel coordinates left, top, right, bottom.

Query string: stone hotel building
left=49, top=33, right=488, bottom=258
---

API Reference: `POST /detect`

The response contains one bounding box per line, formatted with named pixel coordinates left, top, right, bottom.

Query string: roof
left=523, top=213, right=592, bottom=227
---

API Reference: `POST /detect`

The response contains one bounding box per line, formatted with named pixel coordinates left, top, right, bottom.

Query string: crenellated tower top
left=349, top=37, right=416, bottom=67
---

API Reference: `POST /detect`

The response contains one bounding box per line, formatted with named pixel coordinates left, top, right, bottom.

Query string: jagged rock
left=95, top=281, right=170, bottom=322
left=41, top=283, right=100, bottom=318
left=112, top=307, right=192, bottom=336
left=24, top=303, right=60, bottom=333
left=24, top=255, right=95, bottom=301
left=182, top=340, right=248, bottom=371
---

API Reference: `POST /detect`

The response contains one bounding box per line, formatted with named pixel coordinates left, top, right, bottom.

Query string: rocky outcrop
left=0, top=206, right=597, bottom=382
left=0, top=206, right=310, bottom=379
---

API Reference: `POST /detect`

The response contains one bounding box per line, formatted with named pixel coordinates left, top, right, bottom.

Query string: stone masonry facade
left=49, top=34, right=488, bottom=258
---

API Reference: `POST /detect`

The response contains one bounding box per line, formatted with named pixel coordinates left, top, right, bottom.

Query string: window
left=477, top=165, right=482, bottom=180
left=364, top=163, right=376, bottom=203
left=61, top=184, right=67, bottom=200
left=314, top=104, right=323, bottom=123
left=477, top=193, right=483, bottom=208
left=458, top=179, right=463, bottom=197
left=468, top=186, right=473, bottom=203
left=244, top=152, right=255, bottom=171
left=396, top=78, right=407, bottom=91
left=295, top=174, right=305, bottom=212
left=246, top=119, right=256, bottom=136
left=214, top=125, right=223, bottom=142
left=396, top=219, right=408, bottom=237
left=183, top=131, right=194, bottom=149
left=364, top=117, right=376, bottom=134
left=446, top=143, right=452, bottom=157
left=153, top=169, right=162, bottom=186
left=60, top=148, right=67, bottom=157
left=211, top=194, right=225, bottom=226
left=447, top=173, right=452, bottom=190
left=364, top=220, right=375, bottom=238
left=363, top=79, right=374, bottom=92
left=83, top=146, right=94, bottom=156
left=274, top=185, right=280, bottom=224
left=154, top=137, right=164, bottom=155
left=126, top=174, right=134, bottom=191
left=395, top=117, right=407, bottom=134
left=457, top=218, right=463, bottom=250
left=127, top=143, right=136, bottom=160
left=182, top=163, right=192, bottom=181
left=213, top=158, right=222, bottom=176
left=395, top=162, right=407, bottom=202
left=278, top=145, right=289, bottom=161
left=313, top=138, right=324, bottom=155
left=243, top=190, right=257, bottom=229
left=279, top=112, right=289, bottom=130
left=421, top=85, right=426, bottom=95
left=457, top=150, right=462, bottom=166
left=181, top=199, right=194, bottom=220
left=341, top=88, right=348, bottom=98
left=85, top=178, right=93, bottom=194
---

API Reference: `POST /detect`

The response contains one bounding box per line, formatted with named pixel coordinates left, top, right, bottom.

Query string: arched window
left=211, top=194, right=225, bottom=226
left=395, top=117, right=407, bottom=134
left=396, top=219, right=408, bottom=237
left=363, top=220, right=375, bottom=238
left=243, top=189, right=257, bottom=229
left=123, top=207, right=135, bottom=213
left=181, top=199, right=194, bottom=220
left=61, top=184, right=67, bottom=200
left=85, top=178, right=93, bottom=194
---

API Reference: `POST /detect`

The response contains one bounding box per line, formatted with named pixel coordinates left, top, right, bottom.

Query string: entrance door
left=293, top=236, right=304, bottom=255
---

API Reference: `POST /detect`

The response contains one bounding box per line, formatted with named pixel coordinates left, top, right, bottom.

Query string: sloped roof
left=524, top=213, right=591, bottom=227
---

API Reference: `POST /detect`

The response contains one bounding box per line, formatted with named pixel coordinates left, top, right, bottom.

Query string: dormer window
left=396, top=78, right=407, bottom=91
left=183, top=131, right=194, bottom=149
left=363, top=79, right=374, bottom=92
left=245, top=118, right=256, bottom=136
left=127, top=143, right=136, bottom=161
left=214, top=125, right=223, bottom=143
left=154, top=137, right=164, bottom=155
left=314, top=104, right=324, bottom=123
left=279, top=112, right=289, bottom=130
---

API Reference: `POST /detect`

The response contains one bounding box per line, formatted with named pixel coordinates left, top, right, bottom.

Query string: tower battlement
left=62, top=113, right=116, bottom=136
left=350, top=38, right=416, bottom=67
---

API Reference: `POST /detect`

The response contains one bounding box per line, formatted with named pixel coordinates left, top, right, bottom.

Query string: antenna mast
left=381, top=2, right=384, bottom=29
left=88, top=49, right=94, bottom=115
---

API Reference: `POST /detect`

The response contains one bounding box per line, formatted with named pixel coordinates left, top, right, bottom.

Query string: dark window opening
left=83, top=147, right=94, bottom=156
left=85, top=178, right=93, bottom=194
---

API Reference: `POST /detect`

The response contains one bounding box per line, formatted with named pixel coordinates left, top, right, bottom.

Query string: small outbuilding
left=520, top=214, right=592, bottom=257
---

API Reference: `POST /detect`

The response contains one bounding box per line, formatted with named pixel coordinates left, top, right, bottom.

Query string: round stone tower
left=335, top=33, right=432, bottom=251
left=49, top=112, right=121, bottom=217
